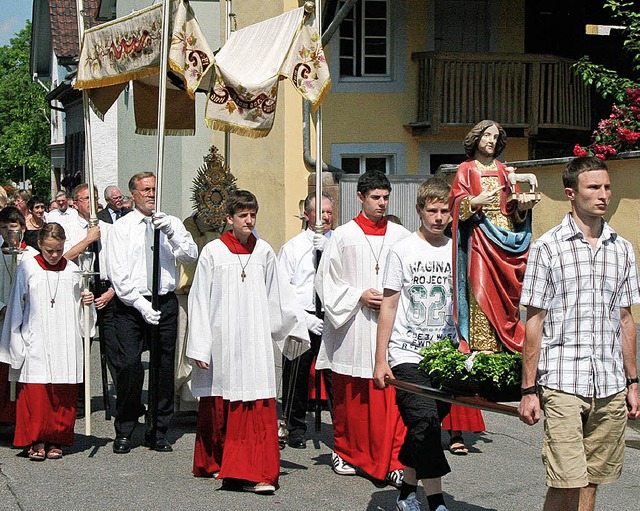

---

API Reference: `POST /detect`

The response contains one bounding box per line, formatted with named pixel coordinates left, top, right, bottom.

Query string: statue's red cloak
left=450, top=160, right=527, bottom=354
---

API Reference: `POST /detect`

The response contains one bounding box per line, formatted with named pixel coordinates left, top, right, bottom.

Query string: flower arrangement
left=573, top=88, right=640, bottom=160
left=418, top=338, right=522, bottom=402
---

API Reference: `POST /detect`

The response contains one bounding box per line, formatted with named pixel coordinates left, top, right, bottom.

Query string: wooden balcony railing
left=412, top=52, right=591, bottom=134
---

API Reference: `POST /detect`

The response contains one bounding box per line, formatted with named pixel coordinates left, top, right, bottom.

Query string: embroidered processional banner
left=204, top=7, right=331, bottom=138
left=75, top=0, right=214, bottom=135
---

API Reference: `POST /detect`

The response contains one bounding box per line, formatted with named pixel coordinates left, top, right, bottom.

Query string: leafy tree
left=572, top=1, right=640, bottom=158
left=573, top=0, right=640, bottom=102
left=0, top=21, right=51, bottom=196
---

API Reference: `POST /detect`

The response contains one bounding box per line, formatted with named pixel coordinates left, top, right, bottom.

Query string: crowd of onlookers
left=0, top=186, right=133, bottom=246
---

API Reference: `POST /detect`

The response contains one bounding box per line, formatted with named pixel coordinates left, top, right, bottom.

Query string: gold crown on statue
left=191, top=146, right=237, bottom=232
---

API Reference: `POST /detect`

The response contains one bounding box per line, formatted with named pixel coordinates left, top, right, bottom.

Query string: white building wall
left=50, top=51, right=65, bottom=146
left=91, top=106, right=118, bottom=200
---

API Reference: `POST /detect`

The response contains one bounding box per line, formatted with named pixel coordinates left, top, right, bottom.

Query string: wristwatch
left=626, top=377, right=639, bottom=387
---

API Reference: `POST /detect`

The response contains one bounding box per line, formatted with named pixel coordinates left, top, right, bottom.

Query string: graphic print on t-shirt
left=384, top=234, right=457, bottom=367
left=402, top=258, right=455, bottom=354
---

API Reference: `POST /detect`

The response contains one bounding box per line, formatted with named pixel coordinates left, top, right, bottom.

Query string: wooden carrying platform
left=386, top=378, right=519, bottom=417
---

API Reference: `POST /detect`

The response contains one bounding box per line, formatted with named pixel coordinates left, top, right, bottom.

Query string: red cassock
left=193, top=397, right=280, bottom=486
left=442, top=404, right=485, bottom=432
left=0, top=363, right=16, bottom=423
left=450, top=160, right=528, bottom=353
left=13, top=383, right=77, bottom=447
left=332, top=373, right=405, bottom=480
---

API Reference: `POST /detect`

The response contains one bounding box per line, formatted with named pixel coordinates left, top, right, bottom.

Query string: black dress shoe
left=147, top=438, right=173, bottom=452
left=287, top=436, right=306, bottom=449
left=113, top=437, right=131, bottom=454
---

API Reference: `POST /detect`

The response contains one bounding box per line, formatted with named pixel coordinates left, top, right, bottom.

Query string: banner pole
left=76, top=0, right=95, bottom=437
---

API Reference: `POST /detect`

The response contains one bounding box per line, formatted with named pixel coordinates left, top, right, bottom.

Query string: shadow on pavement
left=368, top=490, right=498, bottom=511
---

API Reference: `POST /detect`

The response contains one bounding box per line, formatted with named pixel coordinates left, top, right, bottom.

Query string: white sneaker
left=331, top=451, right=356, bottom=475
left=396, top=492, right=421, bottom=511
left=242, top=481, right=276, bottom=494
left=386, top=469, right=404, bottom=488
left=434, top=506, right=449, bottom=511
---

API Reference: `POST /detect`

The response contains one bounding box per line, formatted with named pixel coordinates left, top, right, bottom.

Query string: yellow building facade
left=217, top=0, right=591, bottom=250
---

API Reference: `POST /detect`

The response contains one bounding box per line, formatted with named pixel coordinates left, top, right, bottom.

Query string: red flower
left=573, top=144, right=589, bottom=157
left=577, top=87, right=640, bottom=158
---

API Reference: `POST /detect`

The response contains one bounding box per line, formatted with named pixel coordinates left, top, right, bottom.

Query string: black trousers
left=78, top=281, right=118, bottom=413
left=281, top=319, right=332, bottom=437
left=96, top=280, right=118, bottom=383
left=393, top=363, right=451, bottom=480
left=111, top=293, right=178, bottom=439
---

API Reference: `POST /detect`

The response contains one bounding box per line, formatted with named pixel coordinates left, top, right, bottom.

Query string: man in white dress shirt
left=108, top=172, right=197, bottom=454
left=46, top=191, right=79, bottom=228
left=61, top=184, right=108, bottom=418
left=278, top=192, right=333, bottom=448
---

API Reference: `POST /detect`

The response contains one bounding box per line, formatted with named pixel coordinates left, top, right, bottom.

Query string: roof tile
left=50, top=0, right=101, bottom=59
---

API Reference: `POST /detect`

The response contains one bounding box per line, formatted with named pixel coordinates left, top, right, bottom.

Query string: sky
left=0, top=0, right=32, bottom=46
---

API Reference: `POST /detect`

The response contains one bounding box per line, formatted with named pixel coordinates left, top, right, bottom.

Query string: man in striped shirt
left=518, top=156, right=640, bottom=511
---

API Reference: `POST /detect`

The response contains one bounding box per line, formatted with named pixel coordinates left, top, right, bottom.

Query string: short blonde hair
left=416, top=178, right=451, bottom=209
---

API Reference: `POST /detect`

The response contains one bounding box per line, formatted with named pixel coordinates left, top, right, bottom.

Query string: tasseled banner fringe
left=206, top=119, right=271, bottom=139
left=87, top=98, right=106, bottom=121
left=310, top=79, right=332, bottom=111
left=135, top=128, right=196, bottom=136
left=74, top=66, right=159, bottom=91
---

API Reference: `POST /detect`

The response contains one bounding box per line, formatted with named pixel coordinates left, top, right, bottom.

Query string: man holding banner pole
left=107, top=172, right=197, bottom=454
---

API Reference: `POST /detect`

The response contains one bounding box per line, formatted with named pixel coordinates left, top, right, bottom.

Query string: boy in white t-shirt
left=374, top=177, right=455, bottom=511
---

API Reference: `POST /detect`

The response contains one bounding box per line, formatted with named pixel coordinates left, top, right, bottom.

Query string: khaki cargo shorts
left=540, top=386, right=627, bottom=488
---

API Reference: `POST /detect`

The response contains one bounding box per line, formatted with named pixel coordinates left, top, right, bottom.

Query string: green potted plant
left=419, top=338, right=522, bottom=402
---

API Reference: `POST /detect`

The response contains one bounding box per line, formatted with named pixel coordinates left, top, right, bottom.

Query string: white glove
left=152, top=211, right=174, bottom=238
left=133, top=297, right=161, bottom=326
left=312, top=233, right=328, bottom=251
left=304, top=312, right=323, bottom=336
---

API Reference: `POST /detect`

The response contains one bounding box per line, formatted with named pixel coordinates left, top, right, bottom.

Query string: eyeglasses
left=135, top=187, right=155, bottom=196
left=110, top=195, right=124, bottom=201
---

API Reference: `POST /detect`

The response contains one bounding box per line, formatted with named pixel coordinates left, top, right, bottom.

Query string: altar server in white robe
left=0, top=207, right=39, bottom=423
left=315, top=171, right=410, bottom=485
left=187, top=190, right=309, bottom=494
left=0, top=223, right=95, bottom=460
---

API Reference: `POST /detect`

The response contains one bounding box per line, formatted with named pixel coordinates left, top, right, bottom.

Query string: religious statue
left=450, top=120, right=538, bottom=354
left=175, top=146, right=237, bottom=412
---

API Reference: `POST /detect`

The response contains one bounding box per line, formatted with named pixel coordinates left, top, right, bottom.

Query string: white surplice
left=0, top=258, right=95, bottom=383
left=315, top=220, right=410, bottom=378
left=187, top=238, right=310, bottom=402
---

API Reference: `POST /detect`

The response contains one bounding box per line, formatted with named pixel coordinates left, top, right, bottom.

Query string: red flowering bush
left=574, top=88, right=640, bottom=160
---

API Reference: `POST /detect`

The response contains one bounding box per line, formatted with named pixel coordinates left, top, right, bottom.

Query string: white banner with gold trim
left=75, top=0, right=214, bottom=135
left=205, top=7, right=331, bottom=138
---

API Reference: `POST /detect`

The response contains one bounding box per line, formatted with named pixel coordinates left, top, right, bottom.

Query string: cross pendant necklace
left=45, top=271, right=61, bottom=308
left=363, top=234, right=385, bottom=275
left=232, top=236, right=253, bottom=283
left=236, top=254, right=253, bottom=283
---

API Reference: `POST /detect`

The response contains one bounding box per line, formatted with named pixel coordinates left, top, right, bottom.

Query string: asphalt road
left=0, top=351, right=639, bottom=511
